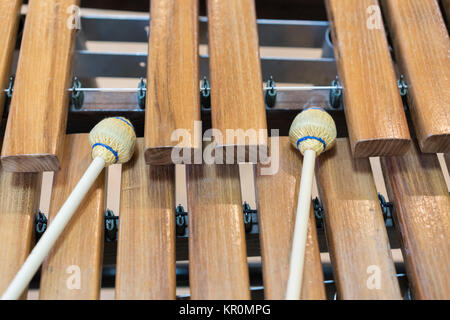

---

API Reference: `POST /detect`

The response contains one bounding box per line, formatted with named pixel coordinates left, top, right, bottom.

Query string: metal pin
left=4, top=85, right=342, bottom=94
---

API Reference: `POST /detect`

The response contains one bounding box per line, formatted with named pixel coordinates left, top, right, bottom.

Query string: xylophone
left=0, top=0, right=449, bottom=301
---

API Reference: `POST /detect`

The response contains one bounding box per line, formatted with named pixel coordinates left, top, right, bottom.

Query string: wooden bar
left=257, top=137, right=326, bottom=300
left=316, top=138, right=401, bottom=299
left=116, top=139, right=176, bottom=300
left=381, top=142, right=450, bottom=299
left=0, top=0, right=22, bottom=118
left=325, top=0, right=410, bottom=157
left=207, top=0, right=268, bottom=162
left=188, top=163, right=250, bottom=299
left=39, top=134, right=105, bottom=299
left=0, top=170, right=41, bottom=298
left=382, top=0, right=450, bottom=153
left=144, top=0, right=201, bottom=165
left=1, top=0, right=80, bottom=172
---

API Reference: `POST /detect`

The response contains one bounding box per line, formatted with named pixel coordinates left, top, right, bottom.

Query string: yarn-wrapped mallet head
left=89, top=117, right=137, bottom=166
left=289, top=107, right=337, bottom=156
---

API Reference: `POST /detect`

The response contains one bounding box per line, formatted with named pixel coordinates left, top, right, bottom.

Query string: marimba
left=0, top=0, right=449, bottom=300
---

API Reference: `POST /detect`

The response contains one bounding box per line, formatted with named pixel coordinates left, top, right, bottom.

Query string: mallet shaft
left=285, top=149, right=316, bottom=300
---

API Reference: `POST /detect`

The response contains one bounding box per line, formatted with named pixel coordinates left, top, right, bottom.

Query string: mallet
left=286, top=107, right=336, bottom=300
left=1, top=117, right=136, bottom=300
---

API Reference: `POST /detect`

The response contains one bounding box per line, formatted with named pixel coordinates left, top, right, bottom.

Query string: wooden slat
left=144, top=0, right=201, bottom=165
left=316, top=138, right=401, bottom=299
left=39, top=134, right=105, bottom=299
left=382, top=0, right=450, bottom=153
left=0, top=170, right=41, bottom=298
left=1, top=0, right=80, bottom=172
left=0, top=0, right=22, bottom=118
left=257, top=137, right=326, bottom=300
left=116, top=138, right=176, bottom=299
left=207, top=0, right=268, bottom=162
left=325, top=0, right=410, bottom=157
left=188, top=163, right=250, bottom=299
left=381, top=142, right=450, bottom=299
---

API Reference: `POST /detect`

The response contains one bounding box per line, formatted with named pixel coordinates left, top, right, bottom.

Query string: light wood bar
left=445, top=153, right=450, bottom=175
left=325, top=0, right=410, bottom=157
left=257, top=137, right=326, bottom=300
left=0, top=170, right=41, bottom=298
left=144, top=0, right=201, bottom=165
left=381, top=142, right=450, bottom=299
left=0, top=0, right=22, bottom=118
left=382, top=0, right=450, bottom=153
left=187, top=163, right=250, bottom=299
left=116, top=139, right=176, bottom=300
left=316, top=138, right=401, bottom=299
left=1, top=0, right=80, bottom=172
left=207, top=0, right=268, bottom=163
left=40, top=134, right=105, bottom=299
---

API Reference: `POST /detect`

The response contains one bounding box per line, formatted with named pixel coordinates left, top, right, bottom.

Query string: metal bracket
left=105, top=209, right=119, bottom=242
left=200, top=76, right=211, bottom=109
left=378, top=193, right=394, bottom=228
left=329, top=76, right=342, bottom=109
left=175, top=204, right=188, bottom=237
left=242, top=202, right=257, bottom=233
left=71, top=76, right=84, bottom=109
left=137, top=77, right=146, bottom=109
left=6, top=75, right=14, bottom=99
left=312, top=197, right=324, bottom=229
left=397, top=75, right=408, bottom=97
left=264, top=75, right=277, bottom=108
left=35, top=211, right=48, bottom=237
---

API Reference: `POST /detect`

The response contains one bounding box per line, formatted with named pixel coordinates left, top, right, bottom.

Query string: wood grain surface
left=382, top=0, right=450, bottom=153
left=116, top=138, right=176, bottom=300
left=0, top=0, right=22, bottom=119
left=144, top=0, right=201, bottom=165
left=207, top=0, right=268, bottom=163
left=316, top=138, right=401, bottom=299
left=187, top=163, right=250, bottom=299
left=381, top=142, right=450, bottom=299
left=0, top=170, right=41, bottom=298
left=1, top=0, right=80, bottom=172
left=257, top=137, right=326, bottom=300
left=326, top=0, right=410, bottom=157
left=39, top=134, right=105, bottom=299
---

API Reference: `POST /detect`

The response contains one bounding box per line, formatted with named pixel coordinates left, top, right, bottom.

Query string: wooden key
left=326, top=0, right=410, bottom=157
left=316, top=138, right=401, bottom=299
left=144, top=0, right=201, bottom=165
left=1, top=0, right=80, bottom=172
left=39, top=134, right=105, bottom=300
left=382, top=0, right=450, bottom=153
left=116, top=139, right=176, bottom=300
left=257, top=137, right=326, bottom=300
left=207, top=0, right=268, bottom=162
left=188, top=162, right=250, bottom=299
left=0, top=170, right=41, bottom=298
left=381, top=141, right=450, bottom=299
left=0, top=0, right=22, bottom=118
